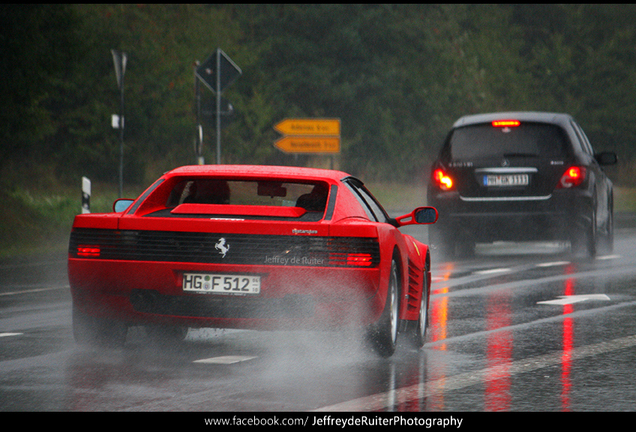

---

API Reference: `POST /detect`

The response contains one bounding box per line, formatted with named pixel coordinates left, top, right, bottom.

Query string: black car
left=427, top=111, right=617, bottom=257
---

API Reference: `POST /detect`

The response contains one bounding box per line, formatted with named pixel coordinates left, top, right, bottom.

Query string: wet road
left=2, top=225, right=636, bottom=412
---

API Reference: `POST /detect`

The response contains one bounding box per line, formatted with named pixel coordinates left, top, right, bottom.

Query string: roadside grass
left=1, top=181, right=634, bottom=258
left=364, top=181, right=428, bottom=213
left=0, top=182, right=145, bottom=258
left=615, top=186, right=636, bottom=213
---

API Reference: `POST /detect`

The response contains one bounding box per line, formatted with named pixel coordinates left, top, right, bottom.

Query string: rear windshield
left=448, top=123, right=569, bottom=160
left=166, top=179, right=328, bottom=211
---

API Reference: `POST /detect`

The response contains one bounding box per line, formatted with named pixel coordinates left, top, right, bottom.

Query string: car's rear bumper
left=68, top=258, right=385, bottom=330
left=429, top=189, right=593, bottom=242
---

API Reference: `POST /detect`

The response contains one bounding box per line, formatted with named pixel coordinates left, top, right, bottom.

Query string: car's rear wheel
left=430, top=225, right=475, bottom=259
left=411, top=277, right=429, bottom=349
left=572, top=208, right=597, bottom=258
left=72, top=304, right=128, bottom=347
left=429, top=225, right=455, bottom=259
left=587, top=208, right=598, bottom=257
left=367, top=260, right=400, bottom=357
left=599, top=205, right=614, bottom=253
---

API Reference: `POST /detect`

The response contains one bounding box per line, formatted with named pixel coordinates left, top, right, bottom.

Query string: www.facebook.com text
left=204, top=414, right=463, bottom=428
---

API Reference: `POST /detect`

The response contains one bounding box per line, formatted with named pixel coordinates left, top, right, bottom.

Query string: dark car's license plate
left=484, top=174, right=529, bottom=186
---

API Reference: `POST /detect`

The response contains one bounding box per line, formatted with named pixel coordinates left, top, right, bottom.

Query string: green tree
left=5, top=4, right=636, bottom=189
left=45, top=4, right=246, bottom=183
left=514, top=4, right=636, bottom=158
left=0, top=5, right=82, bottom=169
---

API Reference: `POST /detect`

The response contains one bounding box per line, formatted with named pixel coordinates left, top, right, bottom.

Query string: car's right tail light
left=557, top=166, right=586, bottom=188
left=432, top=168, right=454, bottom=191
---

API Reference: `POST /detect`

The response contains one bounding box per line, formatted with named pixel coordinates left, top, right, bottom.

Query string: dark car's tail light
left=433, top=168, right=454, bottom=191
left=557, top=166, right=586, bottom=188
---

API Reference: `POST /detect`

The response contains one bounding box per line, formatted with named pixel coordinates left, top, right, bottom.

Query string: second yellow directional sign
left=273, top=118, right=340, bottom=154
left=274, top=136, right=340, bottom=154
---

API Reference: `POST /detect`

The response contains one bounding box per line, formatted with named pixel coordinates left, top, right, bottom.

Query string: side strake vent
left=69, top=228, right=380, bottom=268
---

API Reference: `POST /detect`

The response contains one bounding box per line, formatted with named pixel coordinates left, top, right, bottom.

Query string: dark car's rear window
left=448, top=122, right=569, bottom=160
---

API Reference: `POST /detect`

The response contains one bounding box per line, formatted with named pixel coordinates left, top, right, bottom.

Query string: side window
left=571, top=121, right=594, bottom=155
left=578, top=124, right=595, bottom=154
left=344, top=178, right=389, bottom=223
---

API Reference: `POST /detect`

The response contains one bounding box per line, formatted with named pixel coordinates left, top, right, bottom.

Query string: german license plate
left=182, top=273, right=260, bottom=295
left=484, top=174, right=529, bottom=186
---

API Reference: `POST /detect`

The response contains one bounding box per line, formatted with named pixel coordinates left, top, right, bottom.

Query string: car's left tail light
left=432, top=168, right=454, bottom=191
left=557, top=166, right=586, bottom=188
left=76, top=245, right=101, bottom=257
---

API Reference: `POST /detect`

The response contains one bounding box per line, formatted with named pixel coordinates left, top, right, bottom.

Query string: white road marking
left=193, top=355, right=257, bottom=365
left=536, top=261, right=570, bottom=267
left=537, top=294, right=611, bottom=305
left=596, top=254, right=621, bottom=260
left=473, top=268, right=511, bottom=275
left=314, top=333, right=636, bottom=411
left=0, top=333, right=23, bottom=338
left=0, top=286, right=68, bottom=297
left=437, top=254, right=623, bottom=287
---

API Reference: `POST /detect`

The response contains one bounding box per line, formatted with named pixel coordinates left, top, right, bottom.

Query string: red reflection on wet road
left=430, top=263, right=453, bottom=350
left=485, top=290, right=512, bottom=411
left=426, top=264, right=453, bottom=410
left=561, top=265, right=576, bottom=411
left=430, top=289, right=449, bottom=350
left=428, top=263, right=455, bottom=351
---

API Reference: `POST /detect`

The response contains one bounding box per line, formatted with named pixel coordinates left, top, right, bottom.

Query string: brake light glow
left=558, top=166, right=586, bottom=188
left=329, top=252, right=375, bottom=267
left=433, top=168, right=454, bottom=190
left=77, top=245, right=100, bottom=257
left=492, top=120, right=520, bottom=127
left=346, top=253, right=373, bottom=267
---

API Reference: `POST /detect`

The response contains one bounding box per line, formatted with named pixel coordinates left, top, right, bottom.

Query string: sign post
left=81, top=176, right=91, bottom=214
left=111, top=49, right=127, bottom=197
left=195, top=49, right=241, bottom=164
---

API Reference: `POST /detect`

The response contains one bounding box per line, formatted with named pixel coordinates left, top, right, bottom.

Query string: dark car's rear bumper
left=429, top=189, right=593, bottom=243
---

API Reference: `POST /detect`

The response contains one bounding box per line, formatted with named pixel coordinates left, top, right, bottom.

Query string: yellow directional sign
left=274, top=118, right=340, bottom=136
left=273, top=118, right=341, bottom=154
left=274, top=136, right=341, bottom=154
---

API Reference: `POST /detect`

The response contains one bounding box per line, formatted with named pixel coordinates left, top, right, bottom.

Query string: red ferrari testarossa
left=68, top=165, right=438, bottom=356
